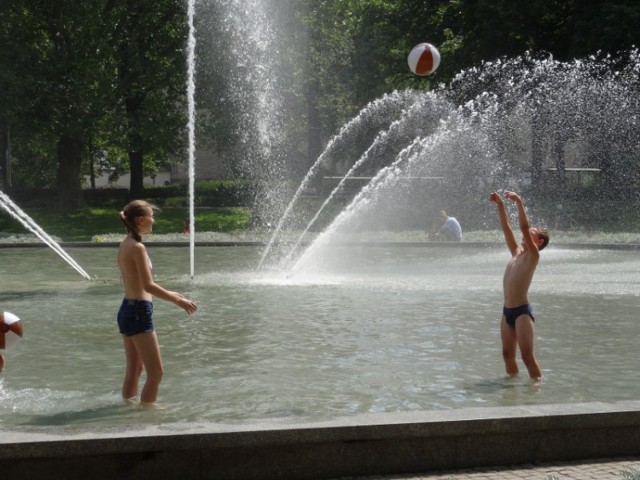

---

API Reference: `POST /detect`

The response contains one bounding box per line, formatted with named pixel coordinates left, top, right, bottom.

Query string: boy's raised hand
left=489, top=191, right=503, bottom=204
left=504, top=191, right=522, bottom=203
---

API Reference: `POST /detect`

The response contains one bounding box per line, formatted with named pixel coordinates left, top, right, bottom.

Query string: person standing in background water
left=117, top=200, right=197, bottom=405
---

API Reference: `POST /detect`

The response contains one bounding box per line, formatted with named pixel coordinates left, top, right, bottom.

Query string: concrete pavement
left=334, top=457, right=640, bottom=479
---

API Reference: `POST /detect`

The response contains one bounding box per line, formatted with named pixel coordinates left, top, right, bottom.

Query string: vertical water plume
left=198, top=0, right=290, bottom=222
left=186, top=0, right=197, bottom=278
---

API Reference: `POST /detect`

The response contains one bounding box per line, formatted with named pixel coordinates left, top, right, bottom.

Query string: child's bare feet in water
left=0, top=354, right=4, bottom=373
left=141, top=401, right=167, bottom=410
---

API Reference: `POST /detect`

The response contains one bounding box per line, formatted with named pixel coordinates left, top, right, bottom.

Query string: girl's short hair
left=536, top=227, right=550, bottom=250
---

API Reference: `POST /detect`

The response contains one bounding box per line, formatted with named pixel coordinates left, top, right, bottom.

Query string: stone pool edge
left=2, top=401, right=640, bottom=479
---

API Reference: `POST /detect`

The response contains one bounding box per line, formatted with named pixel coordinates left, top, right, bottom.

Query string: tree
left=5, top=0, right=640, bottom=205
left=3, top=1, right=114, bottom=206
left=1, top=0, right=188, bottom=203
left=105, top=0, right=188, bottom=199
left=570, top=1, right=640, bottom=58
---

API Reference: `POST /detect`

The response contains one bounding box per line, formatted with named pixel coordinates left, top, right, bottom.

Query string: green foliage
left=104, top=0, right=189, bottom=197
left=1, top=0, right=188, bottom=202
left=11, top=135, right=58, bottom=188
left=4, top=0, right=640, bottom=203
left=194, top=208, right=252, bottom=232
left=0, top=206, right=252, bottom=241
left=141, top=180, right=254, bottom=208
left=0, top=207, right=121, bottom=241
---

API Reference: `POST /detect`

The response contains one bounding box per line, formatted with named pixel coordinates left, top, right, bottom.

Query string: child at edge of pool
left=117, top=200, right=197, bottom=406
left=489, top=191, right=549, bottom=381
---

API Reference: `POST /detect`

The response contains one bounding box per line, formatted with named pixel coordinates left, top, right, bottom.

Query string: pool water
left=0, top=244, right=638, bottom=432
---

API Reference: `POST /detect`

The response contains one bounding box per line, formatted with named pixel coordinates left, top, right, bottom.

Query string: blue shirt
left=440, top=217, right=462, bottom=241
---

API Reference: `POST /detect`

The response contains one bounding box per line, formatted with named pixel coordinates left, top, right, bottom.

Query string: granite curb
left=2, top=402, right=640, bottom=480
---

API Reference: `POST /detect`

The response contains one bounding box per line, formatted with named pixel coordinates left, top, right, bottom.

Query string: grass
left=0, top=206, right=252, bottom=242
left=5, top=204, right=640, bottom=244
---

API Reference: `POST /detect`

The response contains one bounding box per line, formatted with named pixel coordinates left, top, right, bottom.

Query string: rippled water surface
left=1, top=244, right=639, bottom=432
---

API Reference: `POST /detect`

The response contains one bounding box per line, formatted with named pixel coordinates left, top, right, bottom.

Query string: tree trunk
left=125, top=96, right=145, bottom=199
left=88, top=138, right=96, bottom=190
left=0, top=124, right=11, bottom=190
left=56, top=135, right=85, bottom=208
left=128, top=147, right=144, bottom=199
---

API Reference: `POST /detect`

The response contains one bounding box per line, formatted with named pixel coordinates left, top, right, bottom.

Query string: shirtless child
left=489, top=191, right=549, bottom=380
left=117, top=200, right=197, bottom=405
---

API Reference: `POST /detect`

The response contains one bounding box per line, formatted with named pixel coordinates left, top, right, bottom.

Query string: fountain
left=6, top=9, right=637, bottom=429
left=3, top=46, right=640, bottom=424
left=274, top=50, right=640, bottom=273
left=3, top=3, right=640, bottom=477
left=0, top=191, right=92, bottom=281
left=257, top=89, right=423, bottom=269
left=186, top=0, right=197, bottom=278
left=194, top=0, right=293, bottom=223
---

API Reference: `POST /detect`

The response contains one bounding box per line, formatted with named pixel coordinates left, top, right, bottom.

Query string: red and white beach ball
left=0, top=312, right=23, bottom=349
left=407, top=43, right=441, bottom=76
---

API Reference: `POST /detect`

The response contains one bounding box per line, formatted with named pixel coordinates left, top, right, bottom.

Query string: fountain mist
left=287, top=51, right=640, bottom=276
left=195, top=4, right=640, bottom=276
left=196, top=0, right=294, bottom=226
left=257, top=89, right=422, bottom=269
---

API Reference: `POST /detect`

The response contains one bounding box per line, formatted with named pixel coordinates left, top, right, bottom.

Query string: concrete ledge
left=2, top=401, right=640, bottom=479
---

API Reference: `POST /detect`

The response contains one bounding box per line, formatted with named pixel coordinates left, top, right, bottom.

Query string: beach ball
left=0, top=312, right=23, bottom=349
left=407, top=43, right=441, bottom=76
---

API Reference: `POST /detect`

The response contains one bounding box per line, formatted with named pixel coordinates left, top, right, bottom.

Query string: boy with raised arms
left=490, top=191, right=549, bottom=380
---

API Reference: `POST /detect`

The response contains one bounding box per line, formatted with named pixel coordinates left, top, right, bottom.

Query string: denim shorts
left=117, top=299, right=154, bottom=336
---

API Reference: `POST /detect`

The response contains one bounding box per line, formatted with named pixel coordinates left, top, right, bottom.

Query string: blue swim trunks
left=503, top=304, right=534, bottom=328
left=117, top=299, right=154, bottom=336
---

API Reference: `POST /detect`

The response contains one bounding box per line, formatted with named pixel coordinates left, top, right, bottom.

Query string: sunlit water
left=1, top=244, right=639, bottom=433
